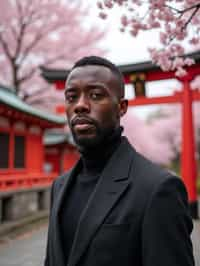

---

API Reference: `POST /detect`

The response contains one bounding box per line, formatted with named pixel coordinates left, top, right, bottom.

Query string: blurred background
left=0, top=1, right=199, bottom=265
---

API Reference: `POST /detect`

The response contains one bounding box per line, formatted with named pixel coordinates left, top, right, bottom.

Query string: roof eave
left=40, top=50, right=200, bottom=83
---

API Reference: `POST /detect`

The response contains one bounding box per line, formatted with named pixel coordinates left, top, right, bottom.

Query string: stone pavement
left=0, top=225, right=47, bottom=266
left=0, top=221, right=199, bottom=266
left=192, top=220, right=200, bottom=266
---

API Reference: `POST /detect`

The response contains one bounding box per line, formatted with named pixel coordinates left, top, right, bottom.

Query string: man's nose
left=74, top=94, right=90, bottom=113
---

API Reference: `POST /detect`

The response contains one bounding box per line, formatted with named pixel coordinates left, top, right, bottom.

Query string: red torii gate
left=121, top=57, right=200, bottom=219
left=41, top=51, right=200, bottom=218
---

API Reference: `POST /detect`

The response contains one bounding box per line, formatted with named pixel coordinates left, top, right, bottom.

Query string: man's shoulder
left=124, top=138, right=180, bottom=190
left=116, top=138, right=187, bottom=216
left=54, top=168, right=73, bottom=185
left=51, top=166, right=75, bottom=195
left=132, top=148, right=172, bottom=178
left=121, top=137, right=170, bottom=174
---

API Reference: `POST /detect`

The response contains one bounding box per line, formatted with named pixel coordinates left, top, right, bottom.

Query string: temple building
left=0, top=85, right=68, bottom=225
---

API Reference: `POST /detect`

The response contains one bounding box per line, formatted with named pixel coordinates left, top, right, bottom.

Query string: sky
left=85, top=1, right=182, bottom=119
left=86, top=1, right=156, bottom=64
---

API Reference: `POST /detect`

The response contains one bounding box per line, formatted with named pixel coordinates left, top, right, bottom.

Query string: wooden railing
left=0, top=172, right=58, bottom=191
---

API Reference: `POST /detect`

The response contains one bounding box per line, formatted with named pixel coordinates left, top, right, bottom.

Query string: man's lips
left=71, top=117, right=95, bottom=131
left=74, top=123, right=94, bottom=131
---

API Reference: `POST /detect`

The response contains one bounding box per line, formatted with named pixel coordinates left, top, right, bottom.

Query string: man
left=44, top=56, right=194, bottom=266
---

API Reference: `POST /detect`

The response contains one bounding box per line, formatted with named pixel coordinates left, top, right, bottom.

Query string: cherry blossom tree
left=122, top=102, right=200, bottom=167
left=97, top=0, right=200, bottom=76
left=148, top=106, right=182, bottom=160
left=146, top=102, right=200, bottom=166
left=121, top=109, right=175, bottom=165
left=0, top=0, right=105, bottom=99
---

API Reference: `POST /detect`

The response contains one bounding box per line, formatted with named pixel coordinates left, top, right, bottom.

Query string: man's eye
left=65, top=94, right=77, bottom=102
left=90, top=92, right=103, bottom=100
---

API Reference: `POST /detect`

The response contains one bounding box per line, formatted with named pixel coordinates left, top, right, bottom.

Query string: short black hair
left=70, top=56, right=125, bottom=98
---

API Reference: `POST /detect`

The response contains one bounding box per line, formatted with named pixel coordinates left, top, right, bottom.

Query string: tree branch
left=10, top=24, right=18, bottom=42
left=181, top=3, right=200, bottom=13
left=18, top=22, right=67, bottom=66
left=181, top=5, right=200, bottom=31
left=19, top=52, right=66, bottom=86
left=18, top=67, right=38, bottom=84
left=14, top=0, right=47, bottom=58
left=0, top=33, right=13, bottom=61
left=14, top=21, right=26, bottom=58
left=164, top=4, right=182, bottom=14
left=164, top=3, right=200, bottom=14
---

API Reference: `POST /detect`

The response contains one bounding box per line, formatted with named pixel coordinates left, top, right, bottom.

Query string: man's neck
left=79, top=126, right=123, bottom=175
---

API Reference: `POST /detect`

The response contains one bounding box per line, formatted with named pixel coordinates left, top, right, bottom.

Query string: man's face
left=64, top=65, right=127, bottom=148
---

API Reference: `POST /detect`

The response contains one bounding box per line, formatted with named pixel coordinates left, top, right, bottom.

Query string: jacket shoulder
left=125, top=138, right=183, bottom=196
left=50, top=167, right=74, bottom=205
left=122, top=137, right=173, bottom=182
left=52, top=169, right=72, bottom=192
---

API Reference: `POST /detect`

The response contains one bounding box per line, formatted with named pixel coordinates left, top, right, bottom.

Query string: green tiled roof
left=44, top=131, right=74, bottom=146
left=44, top=134, right=68, bottom=145
left=0, top=85, right=66, bottom=125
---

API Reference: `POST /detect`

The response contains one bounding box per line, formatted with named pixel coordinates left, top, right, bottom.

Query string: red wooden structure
left=122, top=60, right=200, bottom=220
left=44, top=131, right=79, bottom=174
left=0, top=85, right=65, bottom=191
left=41, top=51, right=200, bottom=218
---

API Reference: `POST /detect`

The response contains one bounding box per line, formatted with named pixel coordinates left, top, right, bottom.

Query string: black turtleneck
left=59, top=127, right=123, bottom=262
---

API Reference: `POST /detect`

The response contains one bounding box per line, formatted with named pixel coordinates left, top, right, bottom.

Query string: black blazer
left=45, top=137, right=194, bottom=266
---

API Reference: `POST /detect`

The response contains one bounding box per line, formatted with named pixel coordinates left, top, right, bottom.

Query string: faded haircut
left=70, top=56, right=125, bottom=98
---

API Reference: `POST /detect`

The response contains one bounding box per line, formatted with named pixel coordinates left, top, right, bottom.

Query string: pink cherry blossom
left=98, top=0, right=200, bottom=75
left=121, top=110, right=175, bottom=165
left=184, top=57, right=195, bottom=66
left=191, top=75, right=200, bottom=89
left=97, top=1, right=104, bottom=9
left=147, top=103, right=200, bottom=164
left=99, top=12, right=108, bottom=19
left=104, top=0, right=113, bottom=9
left=175, top=67, right=188, bottom=77
left=0, top=0, right=105, bottom=98
left=190, top=37, right=200, bottom=45
left=172, top=57, right=185, bottom=70
left=121, top=15, right=129, bottom=27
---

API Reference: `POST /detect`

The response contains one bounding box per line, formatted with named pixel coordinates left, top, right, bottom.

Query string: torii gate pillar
left=181, top=75, right=198, bottom=219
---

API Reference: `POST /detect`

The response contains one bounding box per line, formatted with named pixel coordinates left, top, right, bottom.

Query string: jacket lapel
left=52, top=160, right=83, bottom=266
left=54, top=159, right=83, bottom=218
left=68, top=138, right=134, bottom=266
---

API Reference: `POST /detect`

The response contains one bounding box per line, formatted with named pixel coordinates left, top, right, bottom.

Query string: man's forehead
left=67, top=65, right=114, bottom=83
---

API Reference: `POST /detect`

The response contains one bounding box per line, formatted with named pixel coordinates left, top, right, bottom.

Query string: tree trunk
left=12, top=62, right=19, bottom=95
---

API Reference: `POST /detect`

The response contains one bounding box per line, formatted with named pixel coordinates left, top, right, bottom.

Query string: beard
left=70, top=122, right=116, bottom=151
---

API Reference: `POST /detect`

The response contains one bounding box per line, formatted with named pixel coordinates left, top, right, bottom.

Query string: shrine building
left=0, top=85, right=67, bottom=226
left=44, top=130, right=79, bottom=174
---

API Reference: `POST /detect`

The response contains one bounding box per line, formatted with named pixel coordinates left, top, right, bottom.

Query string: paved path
left=0, top=221, right=199, bottom=266
left=0, top=225, right=47, bottom=266
left=192, top=220, right=200, bottom=266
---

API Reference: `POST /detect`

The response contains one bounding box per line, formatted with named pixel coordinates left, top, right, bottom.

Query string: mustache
left=70, top=116, right=97, bottom=127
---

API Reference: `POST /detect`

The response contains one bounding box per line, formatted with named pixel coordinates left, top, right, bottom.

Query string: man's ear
left=119, top=99, right=128, bottom=117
